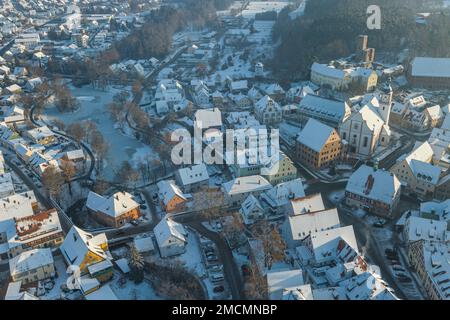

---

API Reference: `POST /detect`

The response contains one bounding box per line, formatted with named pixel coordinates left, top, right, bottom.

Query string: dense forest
left=111, top=0, right=219, bottom=60
left=271, top=0, right=450, bottom=80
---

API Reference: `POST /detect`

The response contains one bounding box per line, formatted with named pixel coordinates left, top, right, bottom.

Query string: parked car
left=241, top=264, right=251, bottom=277
left=398, top=276, right=412, bottom=283
left=211, top=273, right=224, bottom=283
left=213, top=286, right=225, bottom=293
left=210, top=264, right=223, bottom=272
left=392, top=265, right=406, bottom=272
left=130, top=220, right=140, bottom=226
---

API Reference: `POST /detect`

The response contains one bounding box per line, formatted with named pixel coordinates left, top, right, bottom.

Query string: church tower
left=378, top=82, right=393, bottom=125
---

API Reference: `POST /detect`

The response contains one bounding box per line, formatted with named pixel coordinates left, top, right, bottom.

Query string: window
left=363, top=137, right=368, bottom=148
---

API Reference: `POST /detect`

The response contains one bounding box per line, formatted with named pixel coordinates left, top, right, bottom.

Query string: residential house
left=86, top=191, right=141, bottom=228
left=59, top=226, right=112, bottom=280
left=239, top=195, right=265, bottom=225
left=346, top=165, right=401, bottom=217
left=222, top=175, right=272, bottom=206
left=9, top=248, right=55, bottom=284
left=175, top=163, right=209, bottom=192
left=261, top=151, right=297, bottom=185
left=154, top=215, right=188, bottom=258
left=391, top=141, right=442, bottom=199
left=296, top=118, right=342, bottom=170
left=286, top=193, right=325, bottom=216
left=282, top=208, right=341, bottom=249
left=24, top=126, right=55, bottom=145
left=260, top=178, right=305, bottom=215
left=254, top=95, right=282, bottom=126
left=157, top=180, right=187, bottom=213
left=408, top=240, right=450, bottom=300
left=7, top=209, right=64, bottom=258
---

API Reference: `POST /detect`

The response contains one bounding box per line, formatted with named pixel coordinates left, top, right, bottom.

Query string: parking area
left=198, top=235, right=229, bottom=299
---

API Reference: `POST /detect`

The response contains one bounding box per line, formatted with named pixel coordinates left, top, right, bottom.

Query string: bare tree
left=251, top=220, right=286, bottom=270
left=93, top=178, right=110, bottom=195
left=60, top=159, right=77, bottom=194
left=223, top=212, right=246, bottom=247
left=67, top=123, right=86, bottom=145
left=244, top=259, right=268, bottom=300
left=41, top=165, right=65, bottom=200
left=116, top=161, right=139, bottom=187
left=91, top=130, right=109, bottom=171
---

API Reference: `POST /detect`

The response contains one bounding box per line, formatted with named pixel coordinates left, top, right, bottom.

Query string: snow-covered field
left=239, top=1, right=291, bottom=19
left=42, top=85, right=159, bottom=180
left=109, top=271, right=161, bottom=300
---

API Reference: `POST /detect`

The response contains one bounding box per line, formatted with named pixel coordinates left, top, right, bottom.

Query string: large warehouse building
left=408, top=57, right=450, bottom=89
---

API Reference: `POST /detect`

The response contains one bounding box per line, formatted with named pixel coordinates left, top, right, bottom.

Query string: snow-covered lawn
left=42, top=84, right=159, bottom=181
left=109, top=271, right=161, bottom=300
left=240, top=1, right=290, bottom=19
left=41, top=255, right=70, bottom=300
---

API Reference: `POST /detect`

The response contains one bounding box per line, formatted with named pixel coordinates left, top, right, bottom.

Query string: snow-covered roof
left=297, top=118, right=336, bottom=153
left=86, top=191, right=140, bottom=218
left=157, top=180, right=186, bottom=206
left=409, top=159, right=442, bottom=185
left=255, top=95, right=281, bottom=113
left=26, top=125, right=54, bottom=142
left=287, top=193, right=325, bottom=216
left=240, top=194, right=264, bottom=217
left=177, top=163, right=209, bottom=186
left=310, top=226, right=359, bottom=263
left=9, top=209, right=62, bottom=249
left=222, top=175, right=272, bottom=196
left=154, top=215, right=187, bottom=246
left=420, top=199, right=450, bottom=221
left=0, top=191, right=37, bottom=223
left=0, top=172, right=14, bottom=197
left=133, top=236, right=155, bottom=253
left=114, top=258, right=130, bottom=274
left=262, top=178, right=305, bottom=208
left=411, top=57, right=450, bottom=78
left=59, top=226, right=108, bottom=268
left=346, top=165, right=400, bottom=205
left=405, top=216, right=447, bottom=242
left=267, top=269, right=304, bottom=300
left=65, top=149, right=84, bottom=160
left=299, top=95, right=350, bottom=124
left=286, top=208, right=340, bottom=241
left=404, top=141, right=434, bottom=164
left=85, top=284, right=118, bottom=300
left=421, top=241, right=450, bottom=299
left=194, top=108, right=222, bottom=129
left=311, top=63, right=348, bottom=80
left=425, top=105, right=443, bottom=120
left=9, top=248, right=54, bottom=276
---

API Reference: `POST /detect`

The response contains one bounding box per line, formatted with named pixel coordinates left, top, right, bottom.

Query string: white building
left=282, top=208, right=341, bottom=249
left=154, top=216, right=188, bottom=258
left=346, top=165, right=401, bottom=217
